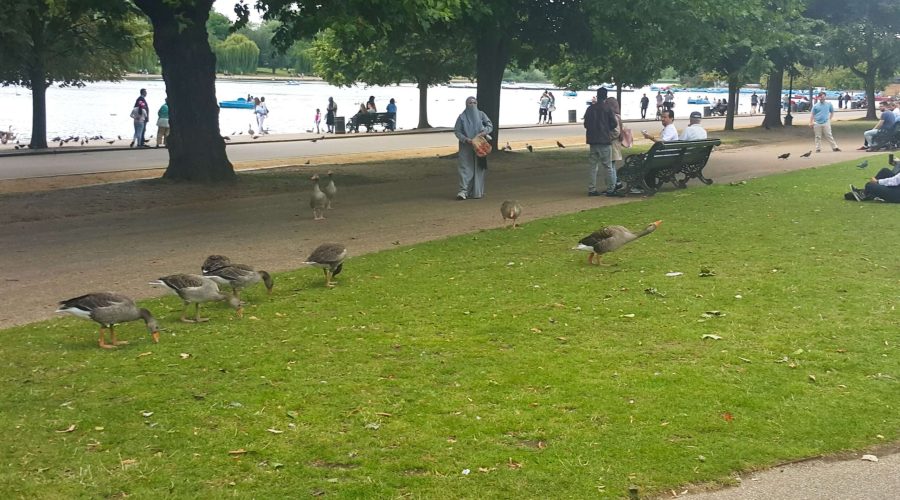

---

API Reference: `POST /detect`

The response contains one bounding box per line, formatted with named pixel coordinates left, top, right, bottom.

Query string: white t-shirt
left=679, top=124, right=708, bottom=141
left=660, top=123, right=679, bottom=142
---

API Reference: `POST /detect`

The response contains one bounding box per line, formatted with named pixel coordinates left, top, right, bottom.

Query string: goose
left=574, top=220, right=662, bottom=265
left=500, top=200, right=522, bottom=228
left=203, top=264, right=273, bottom=299
left=201, top=254, right=231, bottom=274
left=323, top=171, right=337, bottom=209
left=309, top=174, right=327, bottom=220
left=56, top=292, right=159, bottom=349
left=303, top=243, right=347, bottom=287
left=150, top=274, right=242, bottom=322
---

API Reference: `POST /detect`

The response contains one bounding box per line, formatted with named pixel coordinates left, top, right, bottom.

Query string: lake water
left=0, top=79, right=765, bottom=142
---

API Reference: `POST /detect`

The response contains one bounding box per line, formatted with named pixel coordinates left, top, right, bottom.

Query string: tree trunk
left=615, top=82, right=622, bottom=105
left=29, top=71, right=48, bottom=149
left=725, top=80, right=738, bottom=131
left=475, top=33, right=510, bottom=150
left=761, top=66, right=784, bottom=129
left=416, top=82, right=431, bottom=129
left=134, top=0, right=234, bottom=182
left=864, top=68, right=877, bottom=120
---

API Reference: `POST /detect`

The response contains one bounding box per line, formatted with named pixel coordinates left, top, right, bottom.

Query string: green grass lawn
left=2, top=155, right=898, bottom=498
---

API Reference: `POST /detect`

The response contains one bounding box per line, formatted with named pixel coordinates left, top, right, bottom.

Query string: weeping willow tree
left=214, top=34, right=260, bottom=74
left=126, top=17, right=160, bottom=73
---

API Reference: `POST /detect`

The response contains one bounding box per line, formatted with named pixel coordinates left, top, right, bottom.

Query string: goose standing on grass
left=310, top=174, right=327, bottom=220
left=303, top=243, right=347, bottom=287
left=201, top=254, right=231, bottom=274
left=323, top=171, right=337, bottom=209
left=56, top=292, right=160, bottom=349
left=203, top=263, right=273, bottom=299
left=150, top=274, right=242, bottom=322
left=500, top=200, right=522, bottom=228
left=574, top=220, right=662, bottom=265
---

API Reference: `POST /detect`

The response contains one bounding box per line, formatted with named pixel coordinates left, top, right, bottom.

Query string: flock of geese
left=57, top=170, right=661, bottom=349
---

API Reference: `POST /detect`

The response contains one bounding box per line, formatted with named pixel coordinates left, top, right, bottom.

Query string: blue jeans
left=133, top=121, right=145, bottom=146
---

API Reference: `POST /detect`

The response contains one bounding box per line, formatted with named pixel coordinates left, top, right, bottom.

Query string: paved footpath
left=1, top=111, right=896, bottom=498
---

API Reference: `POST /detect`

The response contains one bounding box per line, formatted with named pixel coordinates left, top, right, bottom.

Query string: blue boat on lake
left=219, top=97, right=255, bottom=109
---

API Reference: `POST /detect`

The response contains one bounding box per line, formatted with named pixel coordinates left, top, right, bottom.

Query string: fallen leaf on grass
left=120, top=459, right=138, bottom=468
left=179, top=353, right=191, bottom=359
left=722, top=412, right=734, bottom=422
left=266, top=428, right=283, bottom=434
left=530, top=327, right=542, bottom=333
left=137, top=352, right=153, bottom=357
left=55, top=424, right=76, bottom=433
left=375, top=412, right=392, bottom=417
left=364, top=422, right=380, bottom=430
left=507, top=459, right=523, bottom=469
left=701, top=334, right=722, bottom=340
left=703, top=310, right=725, bottom=317
left=248, top=316, right=260, bottom=321
left=141, top=411, right=154, bottom=417
left=286, top=410, right=299, bottom=419
left=644, top=288, right=666, bottom=297
left=620, top=313, right=635, bottom=318
left=665, top=272, right=683, bottom=277
left=699, top=267, right=716, bottom=277
left=808, top=374, right=817, bottom=382
left=228, top=449, right=248, bottom=455
left=861, top=454, right=878, bottom=462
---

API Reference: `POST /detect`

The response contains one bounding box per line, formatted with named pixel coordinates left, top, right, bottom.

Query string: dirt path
left=0, top=126, right=871, bottom=329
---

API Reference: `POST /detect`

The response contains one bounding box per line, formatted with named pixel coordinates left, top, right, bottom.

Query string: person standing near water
left=640, top=93, right=649, bottom=119
left=255, top=96, right=269, bottom=134
left=454, top=96, right=493, bottom=200
left=132, top=89, right=149, bottom=147
left=326, top=97, right=337, bottom=133
left=156, top=98, right=169, bottom=148
left=314, top=108, right=321, bottom=134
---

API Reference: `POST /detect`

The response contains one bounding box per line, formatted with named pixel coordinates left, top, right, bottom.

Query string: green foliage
left=215, top=33, right=261, bottom=74
left=502, top=66, right=548, bottom=83
left=0, top=153, right=898, bottom=497
left=125, top=16, right=160, bottom=73
left=0, top=0, right=135, bottom=88
left=206, top=10, right=233, bottom=40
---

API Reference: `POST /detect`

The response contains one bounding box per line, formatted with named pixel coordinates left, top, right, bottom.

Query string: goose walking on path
left=310, top=175, right=328, bottom=220
left=303, top=243, right=347, bottom=287
left=323, top=171, right=337, bottom=209
left=56, top=292, right=160, bottom=349
left=574, top=220, right=662, bottom=265
left=150, top=274, right=242, bottom=322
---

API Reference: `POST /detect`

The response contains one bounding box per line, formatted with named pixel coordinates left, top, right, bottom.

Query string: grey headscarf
left=459, top=96, right=484, bottom=139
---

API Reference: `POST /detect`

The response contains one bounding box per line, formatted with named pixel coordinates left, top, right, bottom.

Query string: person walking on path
left=255, top=97, right=269, bottom=134
left=453, top=96, right=493, bottom=200
left=132, top=89, right=149, bottom=147
left=584, top=88, right=619, bottom=197
left=538, top=91, right=550, bottom=124
left=314, top=108, right=321, bottom=134
left=751, top=92, right=759, bottom=115
left=155, top=99, right=169, bottom=148
left=326, top=97, right=337, bottom=133
left=640, top=93, right=649, bottom=119
left=809, top=92, right=841, bottom=153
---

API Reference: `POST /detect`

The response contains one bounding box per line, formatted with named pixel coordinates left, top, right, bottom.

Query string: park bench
left=617, top=138, right=721, bottom=194
left=348, top=112, right=396, bottom=133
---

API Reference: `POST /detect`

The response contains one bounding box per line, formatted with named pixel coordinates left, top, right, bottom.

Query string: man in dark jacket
left=133, top=89, right=149, bottom=147
left=584, top=88, right=621, bottom=196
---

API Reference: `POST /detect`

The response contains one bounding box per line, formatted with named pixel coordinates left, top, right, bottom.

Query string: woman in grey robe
left=453, top=96, right=493, bottom=200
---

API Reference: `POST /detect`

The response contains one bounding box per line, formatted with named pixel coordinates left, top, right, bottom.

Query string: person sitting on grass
left=847, top=163, right=900, bottom=203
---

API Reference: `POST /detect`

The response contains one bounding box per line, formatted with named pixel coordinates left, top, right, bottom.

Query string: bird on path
left=150, top=274, right=242, bottom=323
left=777, top=153, right=790, bottom=159
left=106, top=140, right=115, bottom=144
left=574, top=221, right=662, bottom=265
left=311, top=138, right=318, bottom=143
left=857, top=160, right=868, bottom=169
left=58, top=141, right=64, bottom=147
left=303, top=243, right=347, bottom=288
left=203, top=263, right=273, bottom=300
left=117, top=135, right=122, bottom=140
left=248, top=124, right=254, bottom=135
left=56, top=292, right=160, bottom=348
left=304, top=160, right=311, bottom=165
left=500, top=200, right=522, bottom=228
left=323, top=171, right=337, bottom=209
left=526, top=144, right=534, bottom=153
left=309, top=174, right=328, bottom=220
left=557, top=141, right=566, bottom=148
left=502, top=141, right=512, bottom=151
left=252, top=135, right=260, bottom=140
left=800, top=150, right=812, bottom=158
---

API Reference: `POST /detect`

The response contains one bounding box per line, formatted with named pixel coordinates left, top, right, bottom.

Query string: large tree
left=133, top=0, right=234, bottom=181
left=807, top=0, right=900, bottom=120
left=309, top=27, right=472, bottom=128
left=0, top=0, right=133, bottom=149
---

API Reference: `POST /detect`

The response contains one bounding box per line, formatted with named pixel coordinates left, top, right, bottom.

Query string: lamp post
left=785, top=70, right=794, bottom=126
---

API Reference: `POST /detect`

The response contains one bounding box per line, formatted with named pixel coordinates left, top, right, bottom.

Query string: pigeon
left=502, top=141, right=512, bottom=151
left=777, top=153, right=790, bottom=159
left=106, top=140, right=115, bottom=144
left=223, top=136, right=231, bottom=141
left=857, top=160, right=868, bottom=169
left=557, top=141, right=566, bottom=148
left=58, top=141, right=64, bottom=147
left=500, top=200, right=522, bottom=228
left=252, top=135, right=259, bottom=140
left=800, top=150, right=812, bottom=157
left=526, top=144, right=534, bottom=153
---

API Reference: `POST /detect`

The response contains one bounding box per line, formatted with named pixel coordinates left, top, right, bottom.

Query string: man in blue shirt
left=808, top=92, right=840, bottom=153
left=861, top=101, right=896, bottom=150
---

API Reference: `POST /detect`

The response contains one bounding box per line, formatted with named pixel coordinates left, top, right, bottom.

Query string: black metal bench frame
left=348, top=112, right=396, bottom=133
left=617, top=138, right=721, bottom=194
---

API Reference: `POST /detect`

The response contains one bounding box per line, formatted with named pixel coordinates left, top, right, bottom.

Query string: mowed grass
left=1, top=154, right=898, bottom=498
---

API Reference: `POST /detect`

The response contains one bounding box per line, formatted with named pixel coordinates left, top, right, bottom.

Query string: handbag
left=471, top=135, right=492, bottom=157
left=621, top=128, right=633, bottom=148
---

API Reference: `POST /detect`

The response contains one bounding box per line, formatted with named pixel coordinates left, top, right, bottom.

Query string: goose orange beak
left=151, top=331, right=160, bottom=343
left=653, top=220, right=663, bottom=226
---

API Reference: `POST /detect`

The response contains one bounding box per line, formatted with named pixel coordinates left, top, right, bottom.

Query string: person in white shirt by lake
left=255, top=97, right=269, bottom=134
left=679, top=111, right=708, bottom=141
left=643, top=109, right=678, bottom=143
